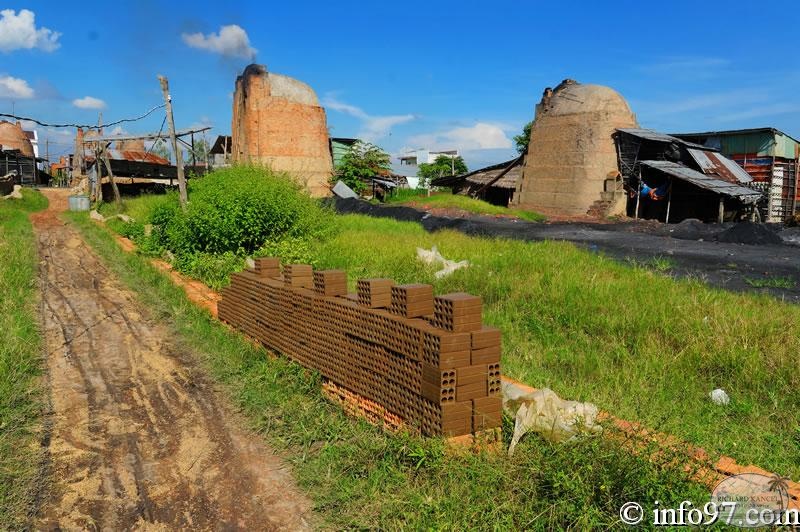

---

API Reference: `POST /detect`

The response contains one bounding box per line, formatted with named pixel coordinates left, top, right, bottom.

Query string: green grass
left=67, top=210, right=710, bottom=529
left=0, top=190, right=48, bottom=527
left=95, top=194, right=800, bottom=480
left=744, top=276, right=797, bottom=289
left=388, top=189, right=546, bottom=222
left=309, top=215, right=800, bottom=479
left=626, top=255, right=677, bottom=273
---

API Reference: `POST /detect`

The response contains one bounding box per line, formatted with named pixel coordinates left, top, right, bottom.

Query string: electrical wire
left=0, top=103, right=166, bottom=130
left=144, top=114, right=168, bottom=157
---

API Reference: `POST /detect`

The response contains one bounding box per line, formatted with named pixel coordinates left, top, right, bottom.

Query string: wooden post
left=94, top=147, right=103, bottom=203
left=158, top=75, right=188, bottom=208
left=635, top=168, right=642, bottom=220
left=101, top=142, right=122, bottom=205
left=718, top=197, right=725, bottom=224
left=95, top=113, right=103, bottom=202
left=665, top=181, right=673, bottom=224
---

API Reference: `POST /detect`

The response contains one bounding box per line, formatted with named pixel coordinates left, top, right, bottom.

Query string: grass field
left=99, top=192, right=800, bottom=480
left=387, top=189, right=546, bottom=222
left=67, top=211, right=711, bottom=528
left=0, top=190, right=47, bottom=527
left=311, top=215, right=800, bottom=480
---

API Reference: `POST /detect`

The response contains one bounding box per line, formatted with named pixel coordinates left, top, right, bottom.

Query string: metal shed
left=615, top=128, right=761, bottom=223
left=672, top=128, right=799, bottom=222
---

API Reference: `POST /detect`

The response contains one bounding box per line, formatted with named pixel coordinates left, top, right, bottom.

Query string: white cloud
left=0, top=9, right=61, bottom=53
left=640, top=57, right=730, bottom=75
left=182, top=24, right=256, bottom=59
left=710, top=103, right=800, bottom=123
left=407, top=123, right=513, bottom=151
left=631, top=89, right=766, bottom=119
left=323, top=96, right=415, bottom=141
left=72, top=96, right=106, bottom=109
left=0, top=75, right=34, bottom=99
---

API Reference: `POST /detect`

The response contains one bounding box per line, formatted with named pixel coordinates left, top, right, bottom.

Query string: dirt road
left=32, top=189, right=311, bottom=530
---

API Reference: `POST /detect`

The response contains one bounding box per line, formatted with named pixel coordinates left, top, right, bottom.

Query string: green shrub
left=176, top=251, right=246, bottom=290
left=113, top=166, right=337, bottom=284
left=160, top=166, right=333, bottom=255
left=256, top=236, right=318, bottom=267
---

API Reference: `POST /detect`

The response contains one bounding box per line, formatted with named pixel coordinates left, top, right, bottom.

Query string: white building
left=395, top=148, right=459, bottom=188
left=398, top=148, right=459, bottom=167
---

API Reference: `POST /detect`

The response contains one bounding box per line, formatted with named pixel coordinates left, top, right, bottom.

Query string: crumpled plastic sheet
left=3, top=184, right=23, bottom=200
left=416, top=245, right=469, bottom=278
left=503, top=384, right=602, bottom=456
left=89, top=210, right=134, bottom=223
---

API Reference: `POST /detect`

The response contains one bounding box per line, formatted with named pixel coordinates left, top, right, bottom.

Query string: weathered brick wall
left=0, top=120, right=34, bottom=157
left=231, top=64, right=333, bottom=197
left=218, top=258, right=502, bottom=437
left=515, top=83, right=637, bottom=216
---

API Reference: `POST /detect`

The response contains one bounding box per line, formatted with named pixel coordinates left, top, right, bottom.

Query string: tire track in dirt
left=31, top=190, right=312, bottom=530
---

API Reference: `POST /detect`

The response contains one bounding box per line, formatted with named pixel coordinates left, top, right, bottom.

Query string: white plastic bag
left=709, top=388, right=730, bottom=405
left=503, top=385, right=601, bottom=456
left=416, top=245, right=469, bottom=278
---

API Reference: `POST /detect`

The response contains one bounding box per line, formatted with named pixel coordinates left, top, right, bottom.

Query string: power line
left=0, top=103, right=166, bottom=130
left=144, top=115, right=168, bottom=158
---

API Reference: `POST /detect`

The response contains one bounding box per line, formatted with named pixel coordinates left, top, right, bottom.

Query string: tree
left=417, top=154, right=468, bottom=187
left=333, top=141, right=391, bottom=194
left=514, top=121, right=532, bottom=154
left=151, top=138, right=172, bottom=163
left=185, top=137, right=210, bottom=166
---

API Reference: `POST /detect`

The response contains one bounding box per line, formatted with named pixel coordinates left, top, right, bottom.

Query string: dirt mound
left=668, top=219, right=717, bottom=241
left=716, top=222, right=783, bottom=245
left=780, top=227, right=800, bottom=247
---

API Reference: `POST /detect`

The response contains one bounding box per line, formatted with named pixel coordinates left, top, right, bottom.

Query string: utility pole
left=45, top=138, right=50, bottom=187
left=95, top=112, right=103, bottom=202
left=158, top=75, right=187, bottom=208
left=101, top=143, right=122, bottom=206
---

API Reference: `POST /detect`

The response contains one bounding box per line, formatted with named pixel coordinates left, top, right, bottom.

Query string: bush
left=112, top=165, right=338, bottom=287
left=175, top=251, right=246, bottom=290
left=159, top=166, right=333, bottom=255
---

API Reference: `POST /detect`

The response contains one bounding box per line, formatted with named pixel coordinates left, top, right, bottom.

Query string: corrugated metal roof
left=84, top=148, right=171, bottom=165
left=616, top=128, right=710, bottom=150
left=687, top=148, right=753, bottom=184
left=671, top=127, right=800, bottom=146
left=640, top=160, right=761, bottom=203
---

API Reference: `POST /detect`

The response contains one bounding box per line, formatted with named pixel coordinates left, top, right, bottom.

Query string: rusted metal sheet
left=641, top=160, right=761, bottom=203
left=688, top=148, right=752, bottom=184
left=616, top=128, right=709, bottom=150
left=83, top=148, right=170, bottom=166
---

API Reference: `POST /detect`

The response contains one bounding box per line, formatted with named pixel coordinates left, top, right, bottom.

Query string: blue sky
left=2, top=1, right=799, bottom=169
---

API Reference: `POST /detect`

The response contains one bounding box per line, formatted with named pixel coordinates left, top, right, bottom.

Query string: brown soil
left=31, top=189, right=312, bottom=530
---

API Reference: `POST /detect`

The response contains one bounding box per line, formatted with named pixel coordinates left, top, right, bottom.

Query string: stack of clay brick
left=218, top=257, right=502, bottom=437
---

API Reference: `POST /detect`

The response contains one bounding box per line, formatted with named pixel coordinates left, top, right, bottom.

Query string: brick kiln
left=231, top=64, right=333, bottom=197
left=218, top=258, right=503, bottom=437
left=515, top=79, right=638, bottom=216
